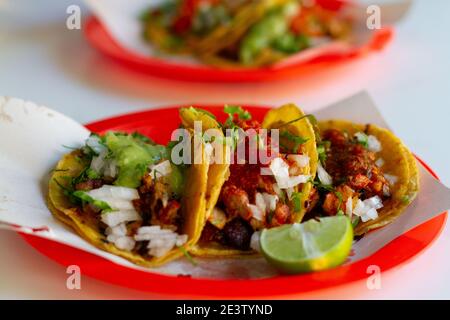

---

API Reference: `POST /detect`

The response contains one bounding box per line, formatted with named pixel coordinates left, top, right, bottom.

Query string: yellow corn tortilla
left=48, top=143, right=209, bottom=267
left=317, top=120, right=419, bottom=236
left=190, top=104, right=318, bottom=257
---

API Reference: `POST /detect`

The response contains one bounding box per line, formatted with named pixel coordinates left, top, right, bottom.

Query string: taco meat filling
left=200, top=117, right=311, bottom=251
left=306, top=128, right=393, bottom=226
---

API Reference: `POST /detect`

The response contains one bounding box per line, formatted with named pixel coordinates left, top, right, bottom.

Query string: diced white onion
left=114, top=236, right=136, bottom=251
left=364, top=208, right=379, bottom=222
left=87, top=185, right=139, bottom=201
left=101, top=210, right=141, bottom=227
left=250, top=231, right=261, bottom=252
left=352, top=196, right=384, bottom=222
left=287, top=154, right=310, bottom=168
left=345, top=198, right=353, bottom=218
left=149, top=160, right=172, bottom=179
left=262, top=193, right=278, bottom=212
left=384, top=174, right=398, bottom=186
left=208, top=207, right=227, bottom=229
left=363, top=196, right=384, bottom=210
left=248, top=204, right=265, bottom=221
left=269, top=158, right=290, bottom=183
left=86, top=136, right=107, bottom=154
left=103, top=160, right=118, bottom=179
left=367, top=135, right=382, bottom=153
left=375, top=158, right=385, bottom=168
left=134, top=225, right=188, bottom=258
left=255, top=193, right=266, bottom=213
left=90, top=149, right=107, bottom=173
left=96, top=198, right=135, bottom=210
left=106, top=223, right=127, bottom=237
left=317, top=162, right=333, bottom=186
left=270, top=157, right=310, bottom=189
left=161, top=192, right=169, bottom=208
left=283, top=175, right=310, bottom=188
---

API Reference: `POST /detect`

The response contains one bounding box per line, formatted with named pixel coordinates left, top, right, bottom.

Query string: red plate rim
left=83, top=7, right=394, bottom=83
left=21, top=105, right=447, bottom=298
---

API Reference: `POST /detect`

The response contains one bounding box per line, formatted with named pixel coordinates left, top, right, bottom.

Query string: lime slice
left=260, top=216, right=353, bottom=274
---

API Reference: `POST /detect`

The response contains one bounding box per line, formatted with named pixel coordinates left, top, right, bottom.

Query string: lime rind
left=260, top=216, right=353, bottom=274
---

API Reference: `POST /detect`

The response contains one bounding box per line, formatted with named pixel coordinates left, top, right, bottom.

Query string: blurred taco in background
left=142, top=0, right=352, bottom=68
left=48, top=129, right=209, bottom=267
left=190, top=104, right=318, bottom=256
left=304, top=120, right=419, bottom=236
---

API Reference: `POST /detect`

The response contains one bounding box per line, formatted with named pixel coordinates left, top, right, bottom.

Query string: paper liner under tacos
left=317, top=120, right=419, bottom=236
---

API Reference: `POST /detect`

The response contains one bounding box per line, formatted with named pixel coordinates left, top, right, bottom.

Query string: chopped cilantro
left=178, top=246, right=198, bottom=266
left=351, top=216, right=360, bottom=228
left=223, top=105, right=251, bottom=127
left=291, top=192, right=303, bottom=212
left=355, top=132, right=369, bottom=149
left=279, top=130, right=309, bottom=153
left=317, top=140, right=330, bottom=165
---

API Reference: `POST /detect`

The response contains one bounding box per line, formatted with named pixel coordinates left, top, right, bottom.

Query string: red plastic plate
left=83, top=1, right=393, bottom=83
left=21, top=106, right=447, bottom=298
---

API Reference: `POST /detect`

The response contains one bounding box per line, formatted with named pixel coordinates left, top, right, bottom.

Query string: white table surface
left=0, top=0, right=449, bottom=299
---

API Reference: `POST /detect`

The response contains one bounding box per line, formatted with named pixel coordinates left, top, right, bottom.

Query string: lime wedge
left=260, top=216, right=353, bottom=274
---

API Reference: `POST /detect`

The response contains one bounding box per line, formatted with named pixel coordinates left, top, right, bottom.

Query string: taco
left=190, top=104, right=318, bottom=256
left=142, top=0, right=352, bottom=68
left=48, top=130, right=209, bottom=267
left=303, top=120, right=419, bottom=236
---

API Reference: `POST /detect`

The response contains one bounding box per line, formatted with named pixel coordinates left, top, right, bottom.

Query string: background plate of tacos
left=82, top=0, right=412, bottom=82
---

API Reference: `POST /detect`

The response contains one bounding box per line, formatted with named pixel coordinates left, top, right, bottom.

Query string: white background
left=0, top=0, right=449, bottom=299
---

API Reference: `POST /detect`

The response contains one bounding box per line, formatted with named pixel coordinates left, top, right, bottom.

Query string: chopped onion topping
left=375, top=158, right=385, bottom=168
left=149, top=160, right=172, bottom=180
left=345, top=198, right=353, bottom=218
left=101, top=210, right=141, bottom=227
left=352, top=196, right=383, bottom=222
left=270, top=157, right=310, bottom=189
left=250, top=231, right=261, bottom=252
left=262, top=193, right=278, bottom=212
left=106, top=223, right=127, bottom=237
left=134, top=225, right=188, bottom=258
left=95, top=198, right=135, bottom=210
left=114, top=236, right=136, bottom=251
left=248, top=204, right=265, bottom=221
left=103, top=160, right=118, bottom=179
left=208, top=207, right=227, bottom=229
left=384, top=173, right=398, bottom=186
left=317, top=162, right=333, bottom=186
left=287, top=154, right=310, bottom=168
left=367, top=135, right=382, bottom=153
left=269, top=158, right=290, bottom=182
left=255, top=193, right=266, bottom=213
left=254, top=192, right=279, bottom=214
left=87, top=185, right=139, bottom=201
left=363, top=196, right=384, bottom=210
left=86, top=135, right=107, bottom=154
